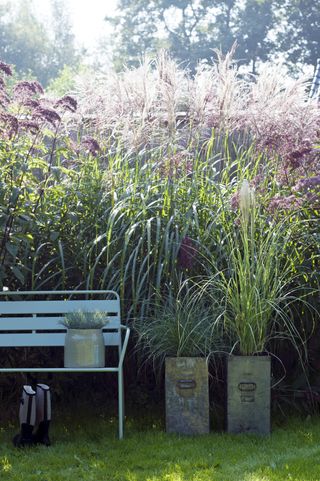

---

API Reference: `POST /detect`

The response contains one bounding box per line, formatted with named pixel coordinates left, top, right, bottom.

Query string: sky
left=33, top=0, right=118, bottom=51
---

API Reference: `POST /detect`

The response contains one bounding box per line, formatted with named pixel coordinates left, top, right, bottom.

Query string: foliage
left=60, top=310, right=109, bottom=329
left=0, top=0, right=79, bottom=86
left=234, top=0, right=275, bottom=74
left=0, top=65, right=83, bottom=289
left=105, top=0, right=317, bottom=73
left=135, top=283, right=221, bottom=365
left=105, top=0, right=276, bottom=72
left=2, top=411, right=320, bottom=480
left=275, top=0, right=320, bottom=71
left=0, top=51, right=319, bottom=398
left=198, top=180, right=316, bottom=356
left=1, top=53, right=319, bottom=311
left=75, top=49, right=320, bottom=191
left=47, top=65, right=89, bottom=97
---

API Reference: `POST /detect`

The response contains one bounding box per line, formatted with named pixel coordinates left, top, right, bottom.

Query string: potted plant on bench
left=61, top=310, right=109, bottom=368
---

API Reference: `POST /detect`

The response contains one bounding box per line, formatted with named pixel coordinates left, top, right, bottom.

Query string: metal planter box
left=227, top=355, right=271, bottom=435
left=64, top=329, right=105, bottom=368
left=165, top=357, right=209, bottom=435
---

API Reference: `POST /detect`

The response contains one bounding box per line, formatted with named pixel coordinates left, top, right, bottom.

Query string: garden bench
left=0, top=290, right=130, bottom=439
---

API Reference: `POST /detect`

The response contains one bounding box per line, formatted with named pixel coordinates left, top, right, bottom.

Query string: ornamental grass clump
left=135, top=284, right=221, bottom=367
left=60, top=310, right=109, bottom=330
left=201, top=180, right=315, bottom=357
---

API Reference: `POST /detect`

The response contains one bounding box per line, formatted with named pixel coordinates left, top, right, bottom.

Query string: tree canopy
left=106, top=0, right=319, bottom=73
left=0, top=0, right=78, bottom=86
left=275, top=0, right=320, bottom=68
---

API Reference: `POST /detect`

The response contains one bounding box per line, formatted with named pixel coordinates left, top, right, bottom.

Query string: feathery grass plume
left=249, top=68, right=319, bottom=190
left=74, top=48, right=319, bottom=191
left=239, top=179, right=253, bottom=225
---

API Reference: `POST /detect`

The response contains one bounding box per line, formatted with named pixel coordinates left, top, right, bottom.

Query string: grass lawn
left=1, top=408, right=320, bottom=481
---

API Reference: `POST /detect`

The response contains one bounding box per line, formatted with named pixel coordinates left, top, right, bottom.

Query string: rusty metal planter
left=165, top=357, right=209, bottom=435
left=227, top=355, right=271, bottom=435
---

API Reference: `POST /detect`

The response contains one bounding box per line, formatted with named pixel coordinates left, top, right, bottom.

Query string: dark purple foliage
left=19, top=120, right=40, bottom=135
left=268, top=194, right=302, bottom=212
left=54, top=95, right=77, bottom=113
left=22, top=99, right=40, bottom=110
left=33, top=107, right=61, bottom=126
left=0, top=90, right=10, bottom=108
left=230, top=191, right=240, bottom=210
left=0, top=61, right=12, bottom=76
left=177, top=236, right=197, bottom=270
left=13, top=81, right=44, bottom=100
left=81, top=137, right=101, bottom=156
left=0, top=113, right=19, bottom=138
left=31, top=81, right=44, bottom=95
left=294, top=175, right=320, bottom=192
left=283, top=147, right=313, bottom=170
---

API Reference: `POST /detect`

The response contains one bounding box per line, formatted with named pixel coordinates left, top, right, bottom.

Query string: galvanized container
left=64, top=329, right=105, bottom=368
left=227, top=355, right=271, bottom=435
left=165, top=357, right=209, bottom=435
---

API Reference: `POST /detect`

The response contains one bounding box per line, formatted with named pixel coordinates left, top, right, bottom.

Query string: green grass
left=1, top=410, right=320, bottom=481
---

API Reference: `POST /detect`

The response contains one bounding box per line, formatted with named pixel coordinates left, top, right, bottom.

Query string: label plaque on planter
left=165, top=357, right=209, bottom=435
left=227, top=355, right=271, bottom=435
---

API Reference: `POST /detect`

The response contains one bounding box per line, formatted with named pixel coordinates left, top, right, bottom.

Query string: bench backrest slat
left=0, top=332, right=120, bottom=347
left=0, top=291, right=121, bottom=348
left=0, top=299, right=119, bottom=315
left=0, top=316, right=120, bottom=331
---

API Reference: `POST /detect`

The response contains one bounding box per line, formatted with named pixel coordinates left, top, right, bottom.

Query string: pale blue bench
left=0, top=290, right=130, bottom=439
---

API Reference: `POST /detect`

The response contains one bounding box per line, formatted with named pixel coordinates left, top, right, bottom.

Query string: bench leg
left=118, top=367, right=124, bottom=439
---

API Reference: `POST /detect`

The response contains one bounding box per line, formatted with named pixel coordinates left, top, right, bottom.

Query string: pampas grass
left=74, top=48, right=320, bottom=186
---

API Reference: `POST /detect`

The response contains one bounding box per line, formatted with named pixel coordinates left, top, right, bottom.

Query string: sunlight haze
left=33, top=0, right=118, bottom=50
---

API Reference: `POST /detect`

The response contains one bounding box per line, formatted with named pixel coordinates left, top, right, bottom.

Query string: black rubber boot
left=33, top=384, right=51, bottom=446
left=32, top=421, right=51, bottom=446
left=13, top=423, right=35, bottom=447
left=13, top=385, right=36, bottom=448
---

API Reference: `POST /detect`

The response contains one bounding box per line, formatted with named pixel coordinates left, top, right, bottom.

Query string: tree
left=49, top=0, right=79, bottom=79
left=0, top=1, right=51, bottom=84
left=105, top=0, right=162, bottom=70
left=275, top=0, right=320, bottom=70
left=106, top=0, right=235, bottom=71
left=105, top=0, right=276, bottom=73
left=0, top=0, right=79, bottom=86
left=234, top=0, right=275, bottom=74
